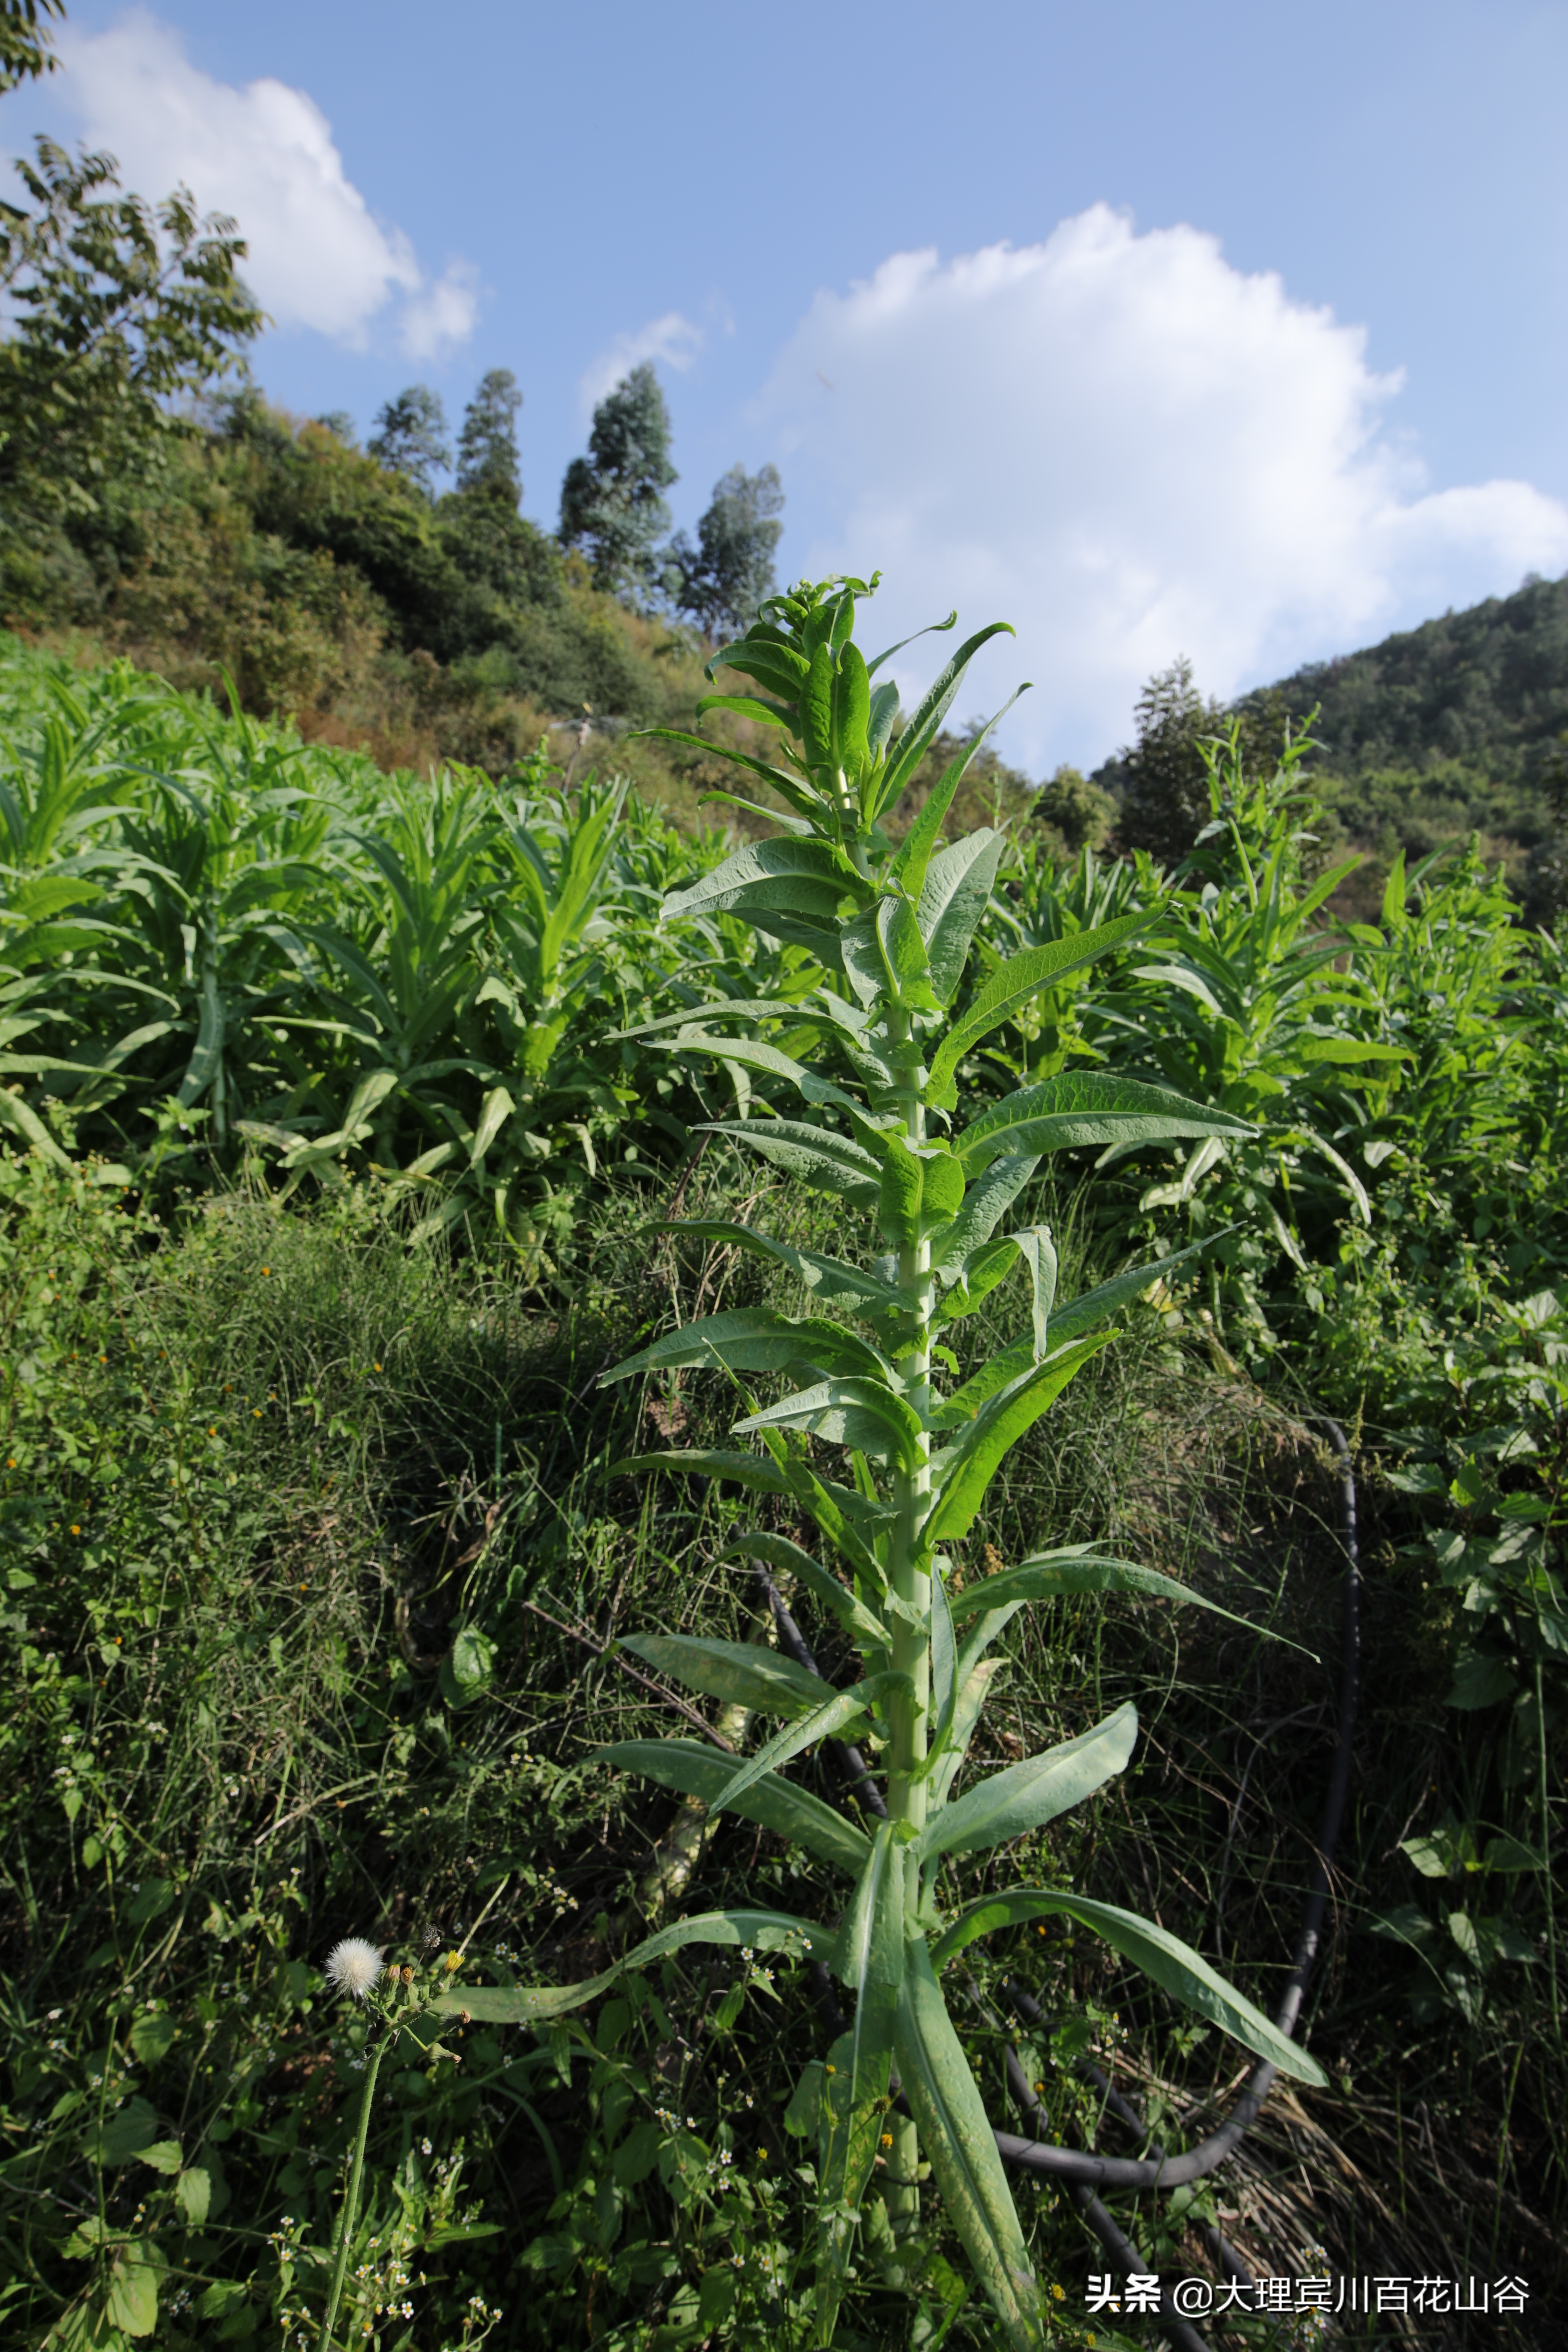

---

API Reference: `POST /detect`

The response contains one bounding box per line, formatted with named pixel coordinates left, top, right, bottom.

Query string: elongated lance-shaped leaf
left=429, top=1910, right=824, bottom=2023
left=955, top=1070, right=1256, bottom=1178
left=925, top=1335, right=1112, bottom=1544
left=918, top=1702, right=1136, bottom=1859
left=930, top=1154, right=1040, bottom=1278
left=595, top=1741, right=870, bottom=1876
left=703, top=1119, right=884, bottom=1210
left=1009, top=1225, right=1057, bottom=1360
left=660, top=836, right=869, bottom=926
left=599, top=1307, right=892, bottom=1387
left=928, top=1889, right=1328, bottom=2086
left=709, top=1674, right=911, bottom=1819
left=925, top=912, right=1156, bottom=1108
left=761, top=1431, right=891, bottom=1589
left=735, top=1375, right=924, bottom=1468
left=618, top=1634, right=831, bottom=1719
left=840, top=894, right=935, bottom=1013
left=932, top=1235, right=1232, bottom=1426
left=949, top=1546, right=1320, bottom=1657
left=833, top=1820, right=906, bottom=2100
left=718, top=1532, right=887, bottom=1652
left=610, top=1448, right=790, bottom=1497
left=876, top=623, right=1019, bottom=817
left=886, top=683, right=1032, bottom=892
left=610, top=994, right=868, bottom=1043
left=653, top=1220, right=908, bottom=1318
left=813, top=2029, right=889, bottom=2347
left=894, top=1937, right=1042, bottom=2352
left=864, top=608, right=956, bottom=678
left=650, top=1034, right=862, bottom=1116
left=928, top=1563, right=960, bottom=1764
left=917, top=831, right=1009, bottom=1007
left=929, top=1645, right=1012, bottom=1813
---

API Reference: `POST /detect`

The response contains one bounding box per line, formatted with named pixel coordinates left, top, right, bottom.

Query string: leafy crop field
left=2, top=631, right=1565, bottom=2350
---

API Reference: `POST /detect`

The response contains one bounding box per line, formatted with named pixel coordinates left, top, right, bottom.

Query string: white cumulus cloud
left=51, top=11, right=477, bottom=356
left=578, top=311, right=703, bottom=415
left=762, top=209, right=1568, bottom=769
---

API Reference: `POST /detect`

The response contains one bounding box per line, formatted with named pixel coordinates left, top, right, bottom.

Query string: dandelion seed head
left=325, top=1935, right=384, bottom=1998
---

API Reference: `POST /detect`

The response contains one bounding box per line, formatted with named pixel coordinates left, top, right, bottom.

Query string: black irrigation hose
left=750, top=1414, right=1362, bottom=2347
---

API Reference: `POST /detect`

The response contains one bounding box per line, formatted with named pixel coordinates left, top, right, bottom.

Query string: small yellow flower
left=70, top=1524, right=81, bottom=1535
left=880, top=2132, right=893, bottom=2147
left=757, top=2148, right=767, bottom=2161
left=260, top=1265, right=270, bottom=1275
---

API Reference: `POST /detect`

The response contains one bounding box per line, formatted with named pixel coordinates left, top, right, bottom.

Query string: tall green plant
left=433, top=576, right=1332, bottom=2343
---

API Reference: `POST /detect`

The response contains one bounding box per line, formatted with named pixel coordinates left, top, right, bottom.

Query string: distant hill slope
left=1246, top=569, right=1568, bottom=786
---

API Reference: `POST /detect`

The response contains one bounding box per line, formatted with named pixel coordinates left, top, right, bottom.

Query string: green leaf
left=918, top=832, right=1008, bottom=1006
left=932, top=1238, right=1226, bottom=1425
left=925, top=916, right=1156, bottom=1108
left=929, top=1647, right=1011, bottom=1811
left=876, top=1133, right=965, bottom=1252
left=886, top=684, right=1032, bottom=885
left=718, top=1531, right=887, bottom=1650
left=703, top=1119, right=884, bottom=1211
left=801, top=643, right=836, bottom=769
left=924, top=1336, right=1112, bottom=1542
left=833, top=1821, right=905, bottom=2101
left=894, top=1937, right=1042, bottom=2352
left=632, top=728, right=825, bottom=821
left=174, top=2166, right=211, bottom=2225
left=95, top=2099, right=161, bottom=2168
left=596, top=1740, right=869, bottom=1875
left=707, top=1674, right=910, bottom=1819
left=661, top=837, right=864, bottom=927
left=129, top=2011, right=176, bottom=2063
left=619, top=1633, right=830, bottom=1717
left=929, top=1564, right=959, bottom=1762
left=877, top=623, right=1019, bottom=818
left=931, top=1154, right=1040, bottom=1278
left=693, top=693, right=793, bottom=732
left=106, top=2248, right=160, bottom=2337
left=1010, top=1225, right=1057, bottom=1360
left=955, top=1071, right=1254, bottom=1177
left=841, top=895, right=934, bottom=1012
left=653, top=1220, right=907, bottom=1317
left=764, top=1434, right=891, bottom=1590
left=735, top=1376, right=925, bottom=1467
left=610, top=1447, right=790, bottom=1497
left=918, top=1703, right=1135, bottom=1859
left=600, top=1306, right=890, bottom=1386
left=442, top=1624, right=496, bottom=1705
left=653, top=1030, right=863, bottom=1115
left=835, top=640, right=872, bottom=780
left=431, top=1909, right=824, bottom=2022
left=948, top=1545, right=1318, bottom=1656
left=814, top=2031, right=889, bottom=2342
left=929, top=1889, right=1328, bottom=2085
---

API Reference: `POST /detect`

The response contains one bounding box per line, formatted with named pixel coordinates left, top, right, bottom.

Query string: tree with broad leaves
left=368, top=383, right=451, bottom=498
left=666, top=460, right=784, bottom=637
left=558, top=360, right=677, bottom=597
left=0, top=0, right=63, bottom=93
left=0, top=137, right=262, bottom=548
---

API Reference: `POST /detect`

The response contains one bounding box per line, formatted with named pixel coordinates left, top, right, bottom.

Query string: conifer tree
left=455, top=367, right=522, bottom=506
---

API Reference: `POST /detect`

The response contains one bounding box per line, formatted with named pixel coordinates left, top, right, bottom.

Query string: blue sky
left=9, top=0, right=1568, bottom=767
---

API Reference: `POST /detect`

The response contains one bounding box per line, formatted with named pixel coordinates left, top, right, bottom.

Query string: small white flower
left=325, top=1936, right=384, bottom=1999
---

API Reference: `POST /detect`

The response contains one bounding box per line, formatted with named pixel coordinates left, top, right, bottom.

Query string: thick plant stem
left=315, top=2030, right=389, bottom=2352
left=884, top=1003, right=932, bottom=2232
